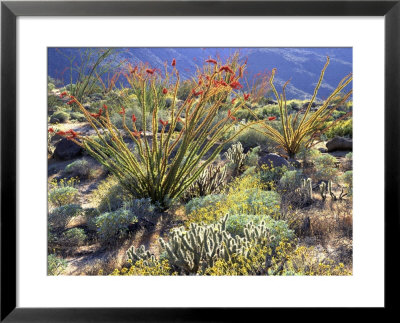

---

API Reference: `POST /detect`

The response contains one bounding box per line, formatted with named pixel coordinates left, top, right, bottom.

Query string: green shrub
left=185, top=194, right=223, bottom=215
left=48, top=254, right=68, bottom=275
left=341, top=170, right=353, bottom=196
left=260, top=164, right=289, bottom=187
left=48, top=204, right=83, bottom=229
left=94, top=208, right=138, bottom=244
left=313, top=154, right=338, bottom=182
left=48, top=186, right=79, bottom=208
left=260, top=104, right=280, bottom=118
left=70, top=112, right=86, bottom=122
left=64, top=159, right=91, bottom=178
left=232, top=124, right=273, bottom=151
left=279, top=170, right=304, bottom=190
left=244, top=146, right=260, bottom=167
left=50, top=110, right=70, bottom=124
left=91, top=176, right=126, bottom=212
left=325, top=118, right=352, bottom=139
left=225, top=214, right=294, bottom=247
left=61, top=228, right=87, bottom=247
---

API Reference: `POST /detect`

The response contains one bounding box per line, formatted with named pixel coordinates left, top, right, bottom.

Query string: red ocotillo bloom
left=268, top=116, right=277, bottom=121
left=130, top=66, right=138, bottom=74
left=171, top=58, right=176, bottom=67
left=59, top=91, right=68, bottom=98
left=231, top=98, right=237, bottom=104
left=216, top=80, right=228, bottom=87
left=227, top=109, right=237, bottom=121
left=119, top=106, right=126, bottom=115
left=66, top=98, right=76, bottom=105
left=162, top=88, right=168, bottom=95
left=132, top=114, right=137, bottom=123
left=146, top=68, right=156, bottom=75
left=56, top=131, right=66, bottom=136
left=230, top=81, right=243, bottom=90
left=192, top=89, right=203, bottom=97
left=205, top=59, right=217, bottom=64
left=103, top=104, right=108, bottom=111
left=159, top=119, right=168, bottom=127
left=244, top=93, right=250, bottom=101
left=48, top=127, right=54, bottom=133
left=219, top=65, right=234, bottom=74
left=66, top=129, right=78, bottom=139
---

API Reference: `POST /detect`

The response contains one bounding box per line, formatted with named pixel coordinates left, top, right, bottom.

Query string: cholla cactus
left=328, top=180, right=347, bottom=201
left=158, top=215, right=272, bottom=274
left=225, top=142, right=247, bottom=176
left=300, top=178, right=313, bottom=200
left=127, top=245, right=157, bottom=267
left=319, top=182, right=327, bottom=200
left=186, top=164, right=227, bottom=197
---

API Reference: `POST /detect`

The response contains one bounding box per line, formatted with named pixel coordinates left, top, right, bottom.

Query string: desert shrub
left=260, top=104, right=280, bottom=118
left=48, top=204, right=83, bottom=229
left=259, top=164, right=289, bottom=188
left=185, top=194, right=223, bottom=215
left=279, top=170, right=303, bottom=190
left=110, top=259, right=173, bottom=276
left=325, top=118, right=352, bottom=139
left=91, top=176, right=127, bottom=212
left=64, top=159, right=91, bottom=178
left=48, top=186, right=79, bottom=208
left=124, top=198, right=156, bottom=220
left=94, top=208, right=138, bottom=244
left=341, top=171, right=353, bottom=196
left=70, top=111, right=86, bottom=122
left=47, top=254, right=68, bottom=275
left=187, top=175, right=281, bottom=225
left=225, top=214, right=294, bottom=247
left=244, top=146, right=260, bottom=167
left=342, top=152, right=353, bottom=171
left=313, top=154, right=338, bottom=182
left=232, top=124, right=272, bottom=151
left=297, top=147, right=321, bottom=165
left=61, top=228, right=87, bottom=247
left=50, top=110, right=70, bottom=124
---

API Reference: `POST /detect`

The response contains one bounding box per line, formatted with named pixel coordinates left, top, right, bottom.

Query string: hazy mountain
left=48, top=47, right=352, bottom=100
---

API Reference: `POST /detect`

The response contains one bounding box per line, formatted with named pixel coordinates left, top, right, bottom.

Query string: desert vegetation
left=48, top=48, right=353, bottom=276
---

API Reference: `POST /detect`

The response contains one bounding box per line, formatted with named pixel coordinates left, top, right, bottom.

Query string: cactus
left=157, top=215, right=272, bottom=274
left=328, top=180, right=347, bottom=201
left=127, top=245, right=157, bottom=267
left=225, top=142, right=248, bottom=176
left=185, top=164, right=227, bottom=198
left=300, top=178, right=313, bottom=200
left=319, top=182, right=327, bottom=200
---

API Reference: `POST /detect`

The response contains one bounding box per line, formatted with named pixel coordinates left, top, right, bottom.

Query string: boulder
left=258, top=153, right=290, bottom=168
left=53, top=138, right=83, bottom=160
left=326, top=137, right=352, bottom=152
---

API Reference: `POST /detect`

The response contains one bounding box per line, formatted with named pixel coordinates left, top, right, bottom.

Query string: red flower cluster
left=214, top=80, right=228, bottom=87
left=48, top=127, right=54, bottom=133
left=268, top=116, right=276, bottom=121
left=159, top=119, right=168, bottom=127
left=132, top=114, right=137, bottom=123
left=119, top=106, right=126, bottom=115
left=103, top=104, right=108, bottom=111
left=244, top=93, right=250, bottom=101
left=130, top=66, right=138, bottom=74
left=90, top=108, right=103, bottom=118
left=162, top=88, right=168, bottom=95
left=56, top=129, right=78, bottom=140
left=192, top=89, right=203, bottom=97
left=146, top=68, right=156, bottom=75
left=59, top=91, right=68, bottom=98
left=231, top=98, right=236, bottom=104
left=172, top=58, right=176, bottom=67
left=228, top=109, right=237, bottom=121
left=219, top=65, right=234, bottom=74
left=132, top=131, right=143, bottom=137
left=229, top=81, right=243, bottom=90
left=205, top=59, right=217, bottom=65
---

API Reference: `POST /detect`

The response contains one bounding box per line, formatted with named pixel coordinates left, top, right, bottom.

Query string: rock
left=53, top=138, right=83, bottom=160
left=302, top=101, right=318, bottom=109
left=266, top=99, right=278, bottom=105
left=258, top=153, right=291, bottom=168
left=326, top=137, right=352, bottom=152
left=318, top=147, right=328, bottom=153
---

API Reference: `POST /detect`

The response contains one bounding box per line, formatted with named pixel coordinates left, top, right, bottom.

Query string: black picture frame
left=1, top=1, right=399, bottom=321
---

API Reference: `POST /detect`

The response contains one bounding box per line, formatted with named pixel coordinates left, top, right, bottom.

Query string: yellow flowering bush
left=109, top=259, right=174, bottom=276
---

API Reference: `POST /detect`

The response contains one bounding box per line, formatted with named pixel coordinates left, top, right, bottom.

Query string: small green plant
left=47, top=254, right=68, bottom=275
left=341, top=170, right=353, bottom=196
left=279, top=170, right=303, bottom=190
left=313, top=154, right=338, bottom=182
left=64, top=159, right=91, bottom=178
left=48, top=178, right=80, bottom=208
left=94, top=207, right=138, bottom=244
left=324, top=118, right=352, bottom=139
left=50, top=110, right=69, bottom=124
left=61, top=228, right=87, bottom=247
left=48, top=204, right=83, bottom=229
left=91, top=175, right=126, bottom=212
